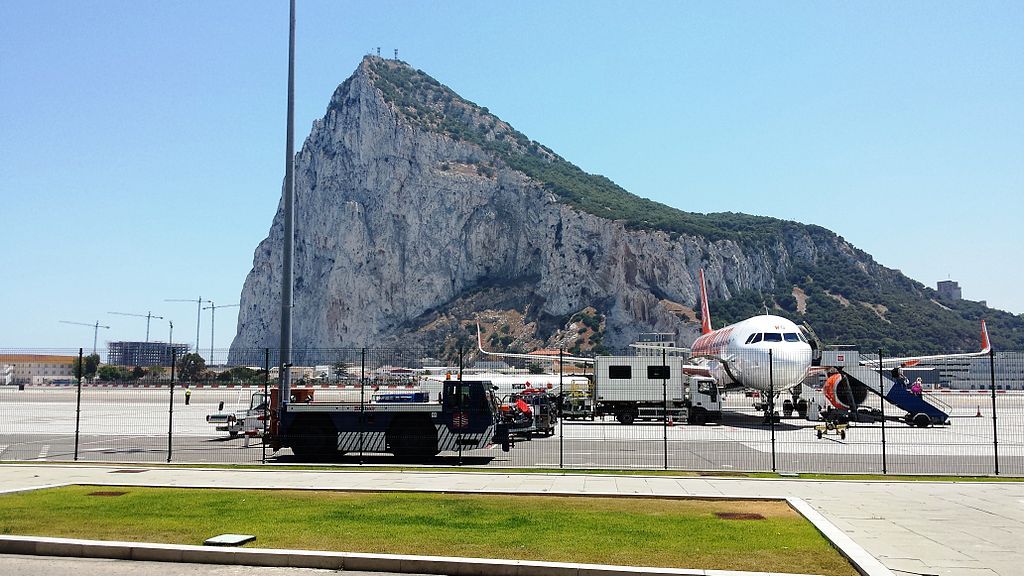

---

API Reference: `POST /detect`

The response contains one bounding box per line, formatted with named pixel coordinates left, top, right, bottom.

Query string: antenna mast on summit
left=394, top=49, right=398, bottom=60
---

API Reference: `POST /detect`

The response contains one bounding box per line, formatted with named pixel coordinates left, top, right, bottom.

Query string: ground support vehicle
left=502, top=389, right=558, bottom=438
left=560, top=381, right=595, bottom=421
left=592, top=357, right=722, bottom=425
left=815, top=420, right=848, bottom=440
left=270, top=379, right=511, bottom=461
left=206, top=391, right=268, bottom=438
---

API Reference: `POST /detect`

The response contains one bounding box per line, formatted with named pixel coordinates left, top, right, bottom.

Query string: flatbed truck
left=269, top=379, right=511, bottom=460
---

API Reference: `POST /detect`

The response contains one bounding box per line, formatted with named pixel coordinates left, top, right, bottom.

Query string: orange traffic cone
left=976, top=405, right=982, bottom=417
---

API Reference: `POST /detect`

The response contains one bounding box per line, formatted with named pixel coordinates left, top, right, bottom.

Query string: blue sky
left=2, top=1, right=1021, bottom=356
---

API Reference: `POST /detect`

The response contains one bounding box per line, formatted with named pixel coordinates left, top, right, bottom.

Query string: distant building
left=1, top=354, right=77, bottom=385
left=107, top=341, right=189, bottom=367
left=937, top=280, right=962, bottom=301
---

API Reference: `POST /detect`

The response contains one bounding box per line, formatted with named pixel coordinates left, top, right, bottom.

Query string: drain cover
left=205, top=534, right=256, bottom=546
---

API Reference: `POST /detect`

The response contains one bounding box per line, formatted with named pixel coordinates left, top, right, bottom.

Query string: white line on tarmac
left=33, top=445, right=49, bottom=461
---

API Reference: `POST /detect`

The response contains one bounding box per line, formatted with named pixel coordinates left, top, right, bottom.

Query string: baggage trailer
left=269, top=379, right=511, bottom=460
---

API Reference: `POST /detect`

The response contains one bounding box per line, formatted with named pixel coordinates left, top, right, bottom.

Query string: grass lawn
left=0, top=486, right=857, bottom=575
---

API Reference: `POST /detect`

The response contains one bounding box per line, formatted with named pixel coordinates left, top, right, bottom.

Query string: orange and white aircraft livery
left=687, top=270, right=813, bottom=394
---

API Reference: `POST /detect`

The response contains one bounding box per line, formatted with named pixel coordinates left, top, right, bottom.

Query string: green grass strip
left=0, top=486, right=858, bottom=575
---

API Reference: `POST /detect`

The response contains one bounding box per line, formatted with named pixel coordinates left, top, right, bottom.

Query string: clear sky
left=2, top=1, right=1022, bottom=358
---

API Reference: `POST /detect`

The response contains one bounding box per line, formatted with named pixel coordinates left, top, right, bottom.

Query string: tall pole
left=279, top=0, right=296, bottom=404
left=210, top=302, right=215, bottom=363
left=195, top=297, right=202, bottom=355
left=92, top=321, right=100, bottom=356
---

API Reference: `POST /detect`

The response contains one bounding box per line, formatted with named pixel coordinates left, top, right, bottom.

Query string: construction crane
left=107, top=311, right=164, bottom=342
left=202, top=301, right=239, bottom=364
left=165, top=297, right=210, bottom=356
left=59, top=320, right=110, bottom=355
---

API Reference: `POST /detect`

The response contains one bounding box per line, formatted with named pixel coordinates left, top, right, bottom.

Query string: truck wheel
left=816, top=429, right=823, bottom=439
left=387, top=415, right=439, bottom=460
left=912, top=413, right=931, bottom=428
left=229, top=431, right=239, bottom=438
left=289, top=415, right=336, bottom=461
left=616, top=410, right=636, bottom=425
left=689, top=409, right=707, bottom=426
left=796, top=399, right=808, bottom=418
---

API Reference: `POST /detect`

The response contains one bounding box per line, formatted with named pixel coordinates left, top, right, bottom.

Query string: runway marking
left=34, top=445, right=50, bottom=460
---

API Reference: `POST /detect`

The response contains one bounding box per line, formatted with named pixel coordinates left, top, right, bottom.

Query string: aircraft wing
left=860, top=320, right=991, bottom=367
left=476, top=323, right=595, bottom=364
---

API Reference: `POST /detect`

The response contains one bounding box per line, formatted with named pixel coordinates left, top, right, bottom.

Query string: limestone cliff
left=229, top=57, right=1024, bottom=361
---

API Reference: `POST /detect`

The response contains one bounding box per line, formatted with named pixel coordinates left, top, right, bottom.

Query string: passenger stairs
left=840, top=364, right=951, bottom=426
left=821, top=351, right=951, bottom=426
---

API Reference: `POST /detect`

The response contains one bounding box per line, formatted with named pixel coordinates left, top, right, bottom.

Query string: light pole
left=280, top=0, right=297, bottom=402
left=202, top=302, right=239, bottom=365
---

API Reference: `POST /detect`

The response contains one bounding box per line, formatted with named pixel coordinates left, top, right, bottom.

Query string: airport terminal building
left=1, top=354, right=77, bottom=385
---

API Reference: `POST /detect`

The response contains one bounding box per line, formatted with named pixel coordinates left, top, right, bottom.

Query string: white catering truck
left=592, top=356, right=722, bottom=425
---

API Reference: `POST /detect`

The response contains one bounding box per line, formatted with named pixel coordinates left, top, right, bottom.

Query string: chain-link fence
left=1, top=346, right=1021, bottom=475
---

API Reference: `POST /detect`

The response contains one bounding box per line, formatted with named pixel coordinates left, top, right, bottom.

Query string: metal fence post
left=360, top=347, right=366, bottom=465
left=663, top=347, right=668, bottom=471
left=74, top=348, right=83, bottom=461
left=769, top=349, right=776, bottom=473
left=262, top=348, right=270, bottom=464
left=559, top=348, right=564, bottom=469
left=167, top=353, right=176, bottom=463
left=990, top=348, right=999, bottom=475
left=879, top=349, right=886, bottom=475
left=458, top=345, right=464, bottom=380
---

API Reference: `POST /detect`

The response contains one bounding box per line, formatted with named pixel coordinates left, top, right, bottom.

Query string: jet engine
left=823, top=372, right=868, bottom=410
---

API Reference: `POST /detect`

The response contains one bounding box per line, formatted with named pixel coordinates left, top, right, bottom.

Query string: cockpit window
left=762, top=333, right=783, bottom=342
left=749, top=333, right=763, bottom=344
left=784, top=333, right=800, bottom=342
left=744, top=333, right=757, bottom=344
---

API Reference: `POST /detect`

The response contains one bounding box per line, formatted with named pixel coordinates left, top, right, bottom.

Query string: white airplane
left=684, top=269, right=813, bottom=395
left=477, top=270, right=814, bottom=403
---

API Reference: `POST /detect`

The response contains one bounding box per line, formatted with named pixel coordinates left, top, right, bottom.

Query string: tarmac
left=0, top=464, right=1022, bottom=576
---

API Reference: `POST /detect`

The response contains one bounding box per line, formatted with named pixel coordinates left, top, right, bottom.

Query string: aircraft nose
left=769, top=347, right=812, bottom=388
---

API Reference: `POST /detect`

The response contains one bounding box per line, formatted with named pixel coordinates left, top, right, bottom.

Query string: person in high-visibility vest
left=184, top=387, right=192, bottom=405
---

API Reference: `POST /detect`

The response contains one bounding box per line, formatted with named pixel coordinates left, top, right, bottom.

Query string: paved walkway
left=1, top=465, right=1021, bottom=576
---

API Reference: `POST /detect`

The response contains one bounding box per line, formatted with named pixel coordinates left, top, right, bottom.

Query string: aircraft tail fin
left=699, top=269, right=712, bottom=335
left=980, top=320, right=991, bottom=354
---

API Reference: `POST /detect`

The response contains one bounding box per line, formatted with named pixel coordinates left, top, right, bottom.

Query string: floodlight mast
left=202, top=302, right=239, bottom=364
left=107, top=311, right=164, bottom=342
left=59, top=320, right=110, bottom=355
left=280, top=0, right=296, bottom=403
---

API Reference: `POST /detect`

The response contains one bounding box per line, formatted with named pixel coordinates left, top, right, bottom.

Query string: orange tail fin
left=980, top=320, right=991, bottom=354
left=699, top=269, right=712, bottom=335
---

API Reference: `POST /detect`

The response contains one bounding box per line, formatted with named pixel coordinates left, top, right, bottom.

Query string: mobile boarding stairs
left=820, top=350, right=952, bottom=427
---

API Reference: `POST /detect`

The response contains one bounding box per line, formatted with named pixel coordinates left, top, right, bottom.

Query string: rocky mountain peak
left=228, top=58, right=1024, bottom=363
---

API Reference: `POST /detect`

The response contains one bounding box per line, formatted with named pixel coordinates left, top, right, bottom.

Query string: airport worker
left=184, top=387, right=192, bottom=405
left=910, top=378, right=923, bottom=397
